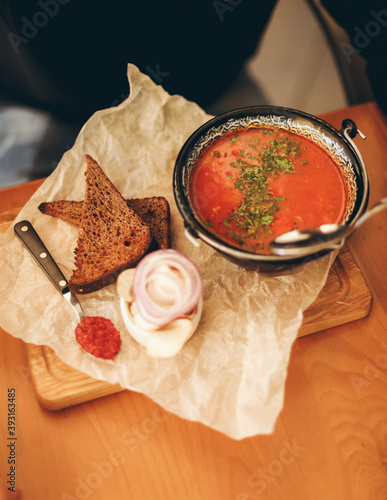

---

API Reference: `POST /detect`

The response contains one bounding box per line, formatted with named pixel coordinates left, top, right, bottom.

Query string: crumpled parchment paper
left=0, top=64, right=335, bottom=439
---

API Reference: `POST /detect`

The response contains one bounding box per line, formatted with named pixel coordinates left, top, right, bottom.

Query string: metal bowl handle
left=341, top=118, right=358, bottom=138
left=341, top=118, right=366, bottom=140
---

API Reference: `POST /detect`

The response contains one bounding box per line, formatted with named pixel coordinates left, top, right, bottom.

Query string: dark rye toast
left=68, top=155, right=152, bottom=294
left=127, top=197, right=171, bottom=250
left=38, top=197, right=171, bottom=249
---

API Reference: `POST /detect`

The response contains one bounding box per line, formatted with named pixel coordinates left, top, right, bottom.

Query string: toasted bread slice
left=68, top=155, right=152, bottom=294
left=38, top=200, right=83, bottom=227
left=38, top=197, right=171, bottom=249
left=127, top=198, right=171, bottom=250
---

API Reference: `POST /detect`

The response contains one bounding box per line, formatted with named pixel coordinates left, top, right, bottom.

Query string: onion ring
left=132, top=249, right=203, bottom=326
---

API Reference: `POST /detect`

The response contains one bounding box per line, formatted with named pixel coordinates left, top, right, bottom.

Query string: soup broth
left=190, top=126, right=347, bottom=254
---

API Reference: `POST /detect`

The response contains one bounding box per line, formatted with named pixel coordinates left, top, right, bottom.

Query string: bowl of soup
left=173, top=106, right=369, bottom=271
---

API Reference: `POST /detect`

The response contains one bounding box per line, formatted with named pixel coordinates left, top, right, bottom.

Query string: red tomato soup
left=190, top=126, right=347, bottom=254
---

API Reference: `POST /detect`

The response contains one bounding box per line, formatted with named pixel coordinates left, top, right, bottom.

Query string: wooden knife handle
left=14, top=220, right=69, bottom=295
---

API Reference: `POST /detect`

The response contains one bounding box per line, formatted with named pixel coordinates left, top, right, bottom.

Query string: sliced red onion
left=146, top=267, right=184, bottom=306
left=132, top=249, right=203, bottom=326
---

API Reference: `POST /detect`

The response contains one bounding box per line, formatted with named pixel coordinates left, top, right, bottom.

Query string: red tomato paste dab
left=75, top=316, right=122, bottom=360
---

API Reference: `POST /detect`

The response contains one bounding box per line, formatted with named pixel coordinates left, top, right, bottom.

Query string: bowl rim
left=173, top=105, right=369, bottom=264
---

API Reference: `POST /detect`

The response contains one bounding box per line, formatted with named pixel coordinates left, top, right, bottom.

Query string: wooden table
left=1, top=102, right=387, bottom=500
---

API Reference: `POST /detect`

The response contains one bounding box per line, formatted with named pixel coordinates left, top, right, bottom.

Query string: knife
left=14, top=220, right=86, bottom=322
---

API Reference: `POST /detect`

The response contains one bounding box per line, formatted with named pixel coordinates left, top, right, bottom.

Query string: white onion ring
left=132, top=249, right=203, bottom=326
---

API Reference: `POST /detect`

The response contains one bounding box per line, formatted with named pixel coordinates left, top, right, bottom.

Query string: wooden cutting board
left=0, top=212, right=373, bottom=410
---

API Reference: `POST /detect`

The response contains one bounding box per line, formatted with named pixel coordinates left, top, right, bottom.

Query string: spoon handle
left=353, top=197, right=387, bottom=232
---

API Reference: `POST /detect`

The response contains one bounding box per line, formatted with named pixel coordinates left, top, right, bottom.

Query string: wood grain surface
left=1, top=103, right=387, bottom=500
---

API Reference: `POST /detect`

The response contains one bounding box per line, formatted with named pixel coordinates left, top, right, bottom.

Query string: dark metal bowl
left=173, top=106, right=369, bottom=271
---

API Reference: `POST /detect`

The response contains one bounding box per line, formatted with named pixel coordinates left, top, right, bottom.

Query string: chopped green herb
left=275, top=158, right=294, bottom=173
left=208, top=129, right=304, bottom=248
left=261, top=215, right=274, bottom=225
left=247, top=138, right=260, bottom=147
left=228, top=231, right=245, bottom=246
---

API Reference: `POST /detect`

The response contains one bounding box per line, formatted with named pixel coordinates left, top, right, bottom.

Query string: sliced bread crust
left=68, top=155, right=152, bottom=294
left=38, top=197, right=170, bottom=249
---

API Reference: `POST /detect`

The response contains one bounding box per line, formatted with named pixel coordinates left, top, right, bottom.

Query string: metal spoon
left=269, top=197, right=387, bottom=257
left=14, top=220, right=86, bottom=321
